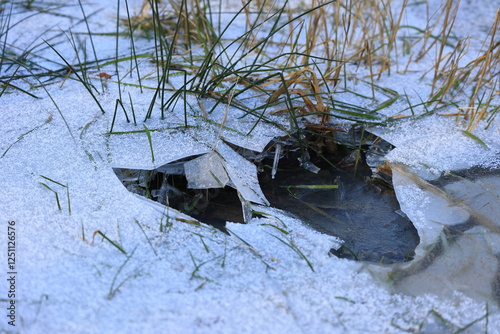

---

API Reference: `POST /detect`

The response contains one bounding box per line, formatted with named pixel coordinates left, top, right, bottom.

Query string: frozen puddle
left=113, top=139, right=500, bottom=307
left=114, top=132, right=421, bottom=264
left=368, top=165, right=500, bottom=306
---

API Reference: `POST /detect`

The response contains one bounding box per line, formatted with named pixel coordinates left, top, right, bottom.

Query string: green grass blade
left=143, top=124, right=155, bottom=163
left=267, top=232, right=314, bottom=272
left=93, top=230, right=127, bottom=255
left=461, top=130, right=488, bottom=148
left=283, top=184, right=338, bottom=190
left=124, top=0, right=142, bottom=92
left=134, top=219, right=157, bottom=256
left=39, top=182, right=61, bottom=211
left=44, top=39, right=105, bottom=114
left=78, top=0, right=104, bottom=93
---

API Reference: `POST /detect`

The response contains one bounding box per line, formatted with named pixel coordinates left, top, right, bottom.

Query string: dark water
left=259, top=163, right=420, bottom=264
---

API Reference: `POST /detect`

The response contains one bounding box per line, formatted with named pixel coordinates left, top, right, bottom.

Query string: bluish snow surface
left=1, top=0, right=499, bottom=333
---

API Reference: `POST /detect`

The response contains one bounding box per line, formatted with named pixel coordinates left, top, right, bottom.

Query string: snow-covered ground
left=1, top=0, right=499, bottom=333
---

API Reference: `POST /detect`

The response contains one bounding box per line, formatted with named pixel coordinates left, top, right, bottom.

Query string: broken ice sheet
left=442, top=173, right=500, bottom=226
left=368, top=164, right=500, bottom=306
left=106, top=91, right=288, bottom=228
left=110, top=122, right=272, bottom=228
left=108, top=128, right=211, bottom=170
left=184, top=151, right=229, bottom=189
left=393, top=225, right=500, bottom=303
left=107, top=96, right=287, bottom=171
left=216, top=141, right=269, bottom=206
left=368, top=115, right=500, bottom=171
left=391, top=164, right=471, bottom=259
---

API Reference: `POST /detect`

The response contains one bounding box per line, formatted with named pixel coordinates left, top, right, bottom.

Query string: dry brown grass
left=123, top=0, right=498, bottom=131
left=123, top=0, right=216, bottom=53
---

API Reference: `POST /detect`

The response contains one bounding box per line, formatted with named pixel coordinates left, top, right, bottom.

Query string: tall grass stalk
left=124, top=0, right=143, bottom=92
left=78, top=0, right=105, bottom=92
left=115, top=0, right=123, bottom=100
left=0, top=1, right=13, bottom=73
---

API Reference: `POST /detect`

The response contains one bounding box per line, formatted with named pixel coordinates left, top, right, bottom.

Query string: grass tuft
left=39, top=175, right=71, bottom=213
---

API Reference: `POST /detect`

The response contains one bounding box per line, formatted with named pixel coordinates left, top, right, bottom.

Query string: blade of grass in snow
left=0, top=58, right=40, bottom=98
left=124, top=0, right=142, bottom=92
left=100, top=53, right=151, bottom=67
left=29, top=67, right=77, bottom=143
left=67, top=28, right=92, bottom=87
left=157, top=68, right=187, bottom=124
left=78, top=0, right=104, bottom=93
left=226, top=227, right=274, bottom=271
left=1, top=116, right=52, bottom=159
left=335, top=244, right=359, bottom=261
left=335, top=296, right=356, bottom=304
left=40, top=175, right=66, bottom=187
left=107, top=246, right=137, bottom=300
left=0, top=1, right=14, bottom=73
left=106, top=126, right=188, bottom=135
left=92, top=230, right=127, bottom=255
left=115, top=0, right=123, bottom=100
left=134, top=219, right=157, bottom=256
left=461, top=130, right=488, bottom=148
left=259, top=223, right=290, bottom=235
left=39, top=175, right=71, bottom=213
left=81, top=221, right=86, bottom=241
left=399, top=25, right=457, bottom=48
left=110, top=99, right=130, bottom=133
left=14, top=6, right=104, bottom=68
left=143, top=124, right=155, bottom=163
left=283, top=184, right=339, bottom=190
left=189, top=251, right=223, bottom=280
left=0, top=78, right=39, bottom=98
left=66, top=183, right=71, bottom=214
left=199, top=236, right=210, bottom=253
left=44, top=40, right=105, bottom=114
left=39, top=182, right=61, bottom=211
left=267, top=232, right=314, bottom=272
left=174, top=217, right=200, bottom=226
left=128, top=92, right=137, bottom=126
left=453, top=311, right=489, bottom=334
left=369, top=85, right=400, bottom=113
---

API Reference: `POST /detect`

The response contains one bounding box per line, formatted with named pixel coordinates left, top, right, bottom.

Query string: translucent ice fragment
left=184, top=152, right=229, bottom=189
left=299, top=151, right=320, bottom=174
left=216, top=142, right=269, bottom=206
left=155, top=161, right=185, bottom=175
left=271, top=143, right=281, bottom=179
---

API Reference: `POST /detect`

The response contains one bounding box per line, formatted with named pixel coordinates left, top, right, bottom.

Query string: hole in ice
left=113, top=157, right=243, bottom=234
left=113, top=126, right=420, bottom=264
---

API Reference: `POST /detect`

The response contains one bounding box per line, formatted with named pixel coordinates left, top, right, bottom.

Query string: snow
left=1, top=0, right=499, bottom=333
left=371, top=114, right=500, bottom=172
